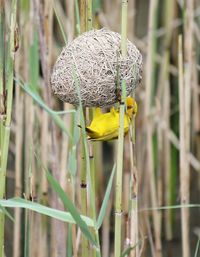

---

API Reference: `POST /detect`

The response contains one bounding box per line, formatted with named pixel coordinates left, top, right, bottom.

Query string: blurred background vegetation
left=0, top=0, right=200, bottom=257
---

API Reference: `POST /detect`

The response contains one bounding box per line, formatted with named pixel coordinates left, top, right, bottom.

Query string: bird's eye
left=127, top=106, right=133, bottom=109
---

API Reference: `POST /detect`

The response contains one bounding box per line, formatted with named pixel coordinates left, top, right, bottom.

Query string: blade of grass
left=0, top=198, right=94, bottom=226
left=97, top=163, right=116, bottom=229
left=46, top=169, right=98, bottom=248
left=194, top=236, right=200, bottom=257
left=67, top=224, right=73, bottom=257
left=29, top=31, right=40, bottom=93
left=15, top=78, right=74, bottom=139
left=141, top=204, right=200, bottom=211
left=0, top=205, right=14, bottom=222
left=15, top=79, right=75, bottom=115
left=53, top=3, right=67, bottom=44
left=121, top=239, right=142, bottom=257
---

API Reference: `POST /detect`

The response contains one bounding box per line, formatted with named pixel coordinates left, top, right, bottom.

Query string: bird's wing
left=96, top=112, right=120, bottom=135
left=86, top=113, right=119, bottom=138
left=89, top=123, right=130, bottom=141
left=86, top=109, right=131, bottom=140
left=89, top=130, right=119, bottom=141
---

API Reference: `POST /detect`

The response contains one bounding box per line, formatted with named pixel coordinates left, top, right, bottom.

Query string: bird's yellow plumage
left=86, top=97, right=137, bottom=141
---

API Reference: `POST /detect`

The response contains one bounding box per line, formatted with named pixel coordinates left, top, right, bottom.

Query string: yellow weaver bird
left=86, top=97, right=137, bottom=141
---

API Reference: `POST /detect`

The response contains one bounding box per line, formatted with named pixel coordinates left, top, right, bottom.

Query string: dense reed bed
left=0, top=1, right=200, bottom=257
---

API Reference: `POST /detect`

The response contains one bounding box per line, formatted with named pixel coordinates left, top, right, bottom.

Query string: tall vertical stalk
left=0, top=1, right=5, bottom=158
left=74, top=71, right=100, bottom=257
left=162, top=62, right=172, bottom=241
left=80, top=138, right=88, bottom=257
left=145, top=0, right=162, bottom=256
left=0, top=0, right=4, bottom=116
left=24, top=14, right=35, bottom=257
left=86, top=0, right=93, bottom=30
left=182, top=1, right=193, bottom=256
left=0, top=0, right=17, bottom=256
left=0, top=1, right=5, bottom=256
left=129, top=129, right=138, bottom=257
left=75, top=0, right=81, bottom=35
left=86, top=1, right=100, bottom=256
left=13, top=43, right=24, bottom=257
left=128, top=2, right=138, bottom=253
left=80, top=0, right=86, bottom=33
left=114, top=1, right=127, bottom=257
left=179, top=7, right=192, bottom=255
left=79, top=2, right=89, bottom=257
left=161, top=0, right=174, bottom=242
left=33, top=1, right=67, bottom=256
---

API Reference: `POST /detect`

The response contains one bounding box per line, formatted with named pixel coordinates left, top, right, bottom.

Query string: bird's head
left=126, top=96, right=137, bottom=118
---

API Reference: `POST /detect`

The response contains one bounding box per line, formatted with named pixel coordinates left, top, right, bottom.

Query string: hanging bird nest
left=51, top=28, right=142, bottom=107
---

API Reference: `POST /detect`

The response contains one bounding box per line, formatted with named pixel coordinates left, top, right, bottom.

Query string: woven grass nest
left=51, top=28, right=142, bottom=107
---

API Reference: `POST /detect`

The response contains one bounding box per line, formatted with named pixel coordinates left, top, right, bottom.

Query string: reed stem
left=114, top=1, right=128, bottom=257
left=129, top=127, right=138, bottom=257
left=80, top=0, right=86, bottom=33
left=0, top=1, right=17, bottom=256
left=79, top=2, right=89, bottom=256
left=145, top=0, right=162, bottom=255
left=178, top=33, right=191, bottom=257
left=86, top=0, right=93, bottom=30
left=181, top=1, right=193, bottom=255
